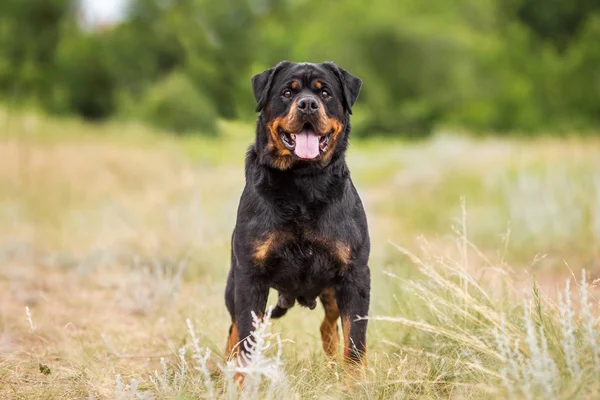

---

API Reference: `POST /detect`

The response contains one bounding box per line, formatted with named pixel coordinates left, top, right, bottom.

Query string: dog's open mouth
left=279, top=123, right=333, bottom=159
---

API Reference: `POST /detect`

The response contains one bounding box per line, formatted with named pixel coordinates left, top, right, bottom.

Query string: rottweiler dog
left=224, top=61, right=370, bottom=372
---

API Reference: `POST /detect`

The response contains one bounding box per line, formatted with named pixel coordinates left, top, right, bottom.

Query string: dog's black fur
left=224, top=61, right=370, bottom=367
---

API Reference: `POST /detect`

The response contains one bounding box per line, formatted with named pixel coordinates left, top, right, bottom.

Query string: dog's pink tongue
left=294, top=130, right=320, bottom=159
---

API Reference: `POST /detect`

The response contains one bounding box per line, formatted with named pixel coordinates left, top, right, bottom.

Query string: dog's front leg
left=233, top=268, right=269, bottom=373
left=337, top=266, right=370, bottom=377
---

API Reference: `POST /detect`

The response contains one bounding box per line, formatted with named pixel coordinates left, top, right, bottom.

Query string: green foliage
left=0, top=0, right=599, bottom=136
left=506, top=0, right=600, bottom=50
left=54, top=33, right=117, bottom=118
left=137, top=71, right=218, bottom=135
left=0, top=0, right=71, bottom=102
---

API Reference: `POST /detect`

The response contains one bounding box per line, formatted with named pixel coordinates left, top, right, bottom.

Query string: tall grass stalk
left=373, top=219, right=600, bottom=398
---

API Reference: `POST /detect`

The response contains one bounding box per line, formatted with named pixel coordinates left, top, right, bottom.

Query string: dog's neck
left=246, top=153, right=349, bottom=208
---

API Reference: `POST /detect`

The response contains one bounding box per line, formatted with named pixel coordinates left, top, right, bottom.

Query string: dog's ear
left=323, top=62, right=362, bottom=114
left=251, top=61, right=291, bottom=112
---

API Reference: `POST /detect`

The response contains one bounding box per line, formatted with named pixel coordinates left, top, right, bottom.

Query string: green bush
left=54, top=33, right=117, bottom=119
left=1, top=0, right=600, bottom=136
left=138, top=71, right=218, bottom=135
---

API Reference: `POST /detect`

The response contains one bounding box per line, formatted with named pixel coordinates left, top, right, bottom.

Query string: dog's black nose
left=297, top=96, right=319, bottom=113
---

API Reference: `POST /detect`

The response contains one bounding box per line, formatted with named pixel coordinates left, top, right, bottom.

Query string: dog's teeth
left=290, top=134, right=296, bottom=140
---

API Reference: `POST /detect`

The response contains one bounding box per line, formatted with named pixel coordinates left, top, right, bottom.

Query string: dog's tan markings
left=225, top=322, right=239, bottom=359
left=315, top=80, right=322, bottom=89
left=310, top=104, right=344, bottom=164
left=253, top=231, right=292, bottom=265
left=320, top=288, right=340, bottom=358
left=271, top=156, right=294, bottom=170
left=319, top=117, right=344, bottom=165
left=266, top=117, right=292, bottom=154
left=265, top=102, right=302, bottom=170
left=327, top=118, right=344, bottom=139
left=305, top=232, right=351, bottom=268
left=341, top=315, right=367, bottom=375
left=342, top=315, right=351, bottom=360
left=253, top=233, right=275, bottom=264
left=291, top=81, right=298, bottom=89
left=313, top=103, right=330, bottom=132
left=333, top=241, right=351, bottom=267
left=232, top=311, right=266, bottom=385
left=312, top=102, right=343, bottom=137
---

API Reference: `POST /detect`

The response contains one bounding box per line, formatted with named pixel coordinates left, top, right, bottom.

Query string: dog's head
left=252, top=61, right=362, bottom=170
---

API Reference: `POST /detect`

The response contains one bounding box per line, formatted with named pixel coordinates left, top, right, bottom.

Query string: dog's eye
left=320, top=90, right=330, bottom=99
left=282, top=89, right=292, bottom=99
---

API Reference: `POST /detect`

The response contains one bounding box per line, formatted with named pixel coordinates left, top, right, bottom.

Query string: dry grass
left=1, top=109, right=600, bottom=398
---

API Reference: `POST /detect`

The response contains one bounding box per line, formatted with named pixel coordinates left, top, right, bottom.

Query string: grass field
left=1, top=109, right=600, bottom=399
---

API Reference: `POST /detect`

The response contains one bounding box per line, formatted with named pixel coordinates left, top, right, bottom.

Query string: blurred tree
left=0, top=0, right=598, bottom=136
left=503, top=0, right=600, bottom=50
left=137, top=70, right=218, bottom=134
left=563, top=15, right=600, bottom=127
left=54, top=33, right=117, bottom=119
left=0, top=0, right=72, bottom=103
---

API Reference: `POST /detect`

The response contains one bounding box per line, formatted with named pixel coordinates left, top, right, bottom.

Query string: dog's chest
left=253, top=228, right=350, bottom=270
left=258, top=230, right=347, bottom=297
left=251, top=229, right=347, bottom=297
